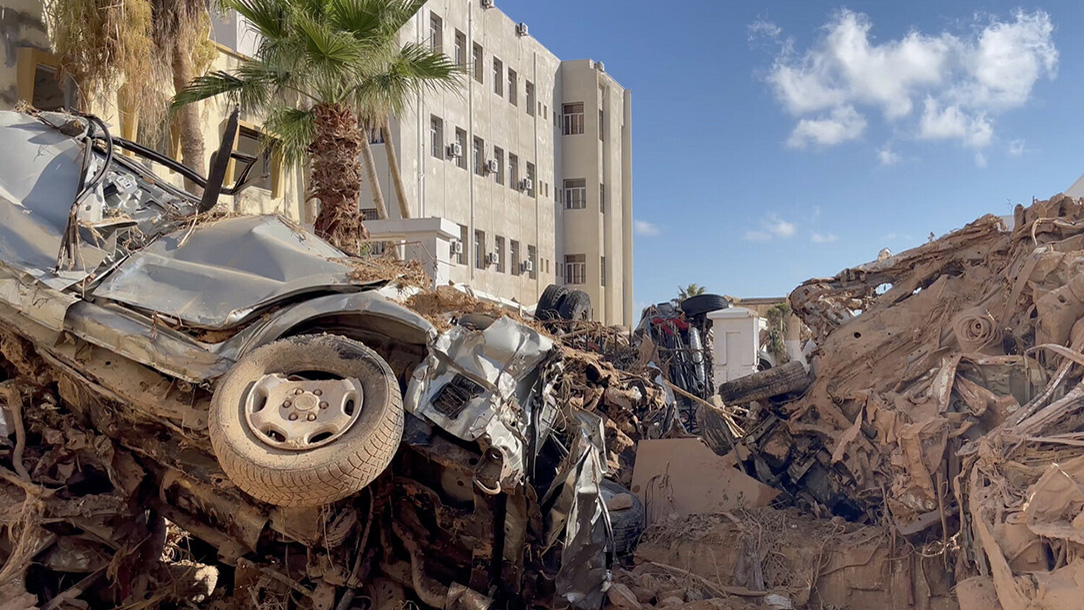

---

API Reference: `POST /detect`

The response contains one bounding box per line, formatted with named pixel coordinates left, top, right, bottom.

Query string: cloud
left=811, top=232, right=839, bottom=243
left=974, top=151, right=987, bottom=167
left=761, top=9, right=1057, bottom=152
left=878, top=145, right=901, bottom=165
left=745, top=214, right=797, bottom=242
left=1008, top=139, right=1026, bottom=156
left=749, top=19, right=782, bottom=42
left=787, top=105, right=867, bottom=148
left=634, top=220, right=660, bottom=237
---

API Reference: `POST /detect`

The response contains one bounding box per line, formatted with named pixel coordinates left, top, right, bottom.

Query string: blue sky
left=499, top=0, right=1084, bottom=309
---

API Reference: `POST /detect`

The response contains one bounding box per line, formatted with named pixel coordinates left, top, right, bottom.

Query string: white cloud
left=745, top=214, right=797, bottom=242
left=1008, top=139, right=1026, bottom=156
left=811, top=232, right=839, bottom=243
left=787, top=105, right=867, bottom=148
left=761, top=9, right=1057, bottom=151
left=918, top=98, right=992, bottom=148
left=974, top=151, right=987, bottom=167
left=634, top=220, right=660, bottom=237
left=749, top=19, right=782, bottom=42
left=878, top=145, right=901, bottom=165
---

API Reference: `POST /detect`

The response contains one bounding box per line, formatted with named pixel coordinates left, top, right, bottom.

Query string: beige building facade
left=0, top=0, right=633, bottom=325
left=364, top=1, right=634, bottom=325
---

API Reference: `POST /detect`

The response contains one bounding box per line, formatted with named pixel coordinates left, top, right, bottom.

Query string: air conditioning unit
left=451, top=240, right=464, bottom=255
left=521, top=260, right=534, bottom=273
left=516, top=22, right=529, bottom=37
left=481, top=0, right=494, bottom=7
left=485, top=159, right=499, bottom=173
left=447, top=141, right=463, bottom=158
left=485, top=252, right=500, bottom=265
left=595, top=61, right=606, bottom=72
left=520, top=178, right=533, bottom=192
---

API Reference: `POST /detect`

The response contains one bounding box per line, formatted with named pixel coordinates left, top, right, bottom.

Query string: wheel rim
left=243, top=373, right=365, bottom=450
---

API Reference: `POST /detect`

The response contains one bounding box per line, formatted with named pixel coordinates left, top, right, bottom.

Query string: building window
left=544, top=104, right=548, bottom=119
left=454, top=30, right=466, bottom=66
left=368, top=127, right=384, bottom=144
left=565, top=254, right=586, bottom=285
left=509, top=153, right=519, bottom=190
left=563, top=178, right=587, bottom=209
left=473, top=136, right=484, bottom=176
left=455, top=128, right=467, bottom=170
left=601, top=256, right=607, bottom=287
left=526, top=162, right=535, bottom=196
left=429, top=13, right=443, bottom=53
left=511, top=240, right=521, bottom=275
left=599, top=109, right=605, bottom=140
left=508, top=69, right=517, bottom=106
left=494, top=147, right=504, bottom=185
left=563, top=102, right=585, bottom=135
left=475, top=230, right=486, bottom=270
left=493, top=58, right=503, bottom=96
left=494, top=236, right=505, bottom=273
left=17, top=48, right=77, bottom=111
left=528, top=245, right=538, bottom=279
left=600, top=183, right=605, bottom=213
left=525, top=81, right=535, bottom=116
left=472, top=43, right=483, bottom=84
left=360, top=209, right=381, bottom=221
left=430, top=115, right=443, bottom=159
left=457, top=224, right=468, bottom=265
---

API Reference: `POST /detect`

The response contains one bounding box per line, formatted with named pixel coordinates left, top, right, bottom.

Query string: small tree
left=765, top=302, right=791, bottom=364
left=173, top=0, right=461, bottom=252
left=676, top=283, right=707, bottom=302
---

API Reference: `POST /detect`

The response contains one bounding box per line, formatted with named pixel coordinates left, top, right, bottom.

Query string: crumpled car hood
left=91, top=215, right=367, bottom=328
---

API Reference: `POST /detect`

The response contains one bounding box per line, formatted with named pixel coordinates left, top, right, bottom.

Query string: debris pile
left=713, top=195, right=1084, bottom=609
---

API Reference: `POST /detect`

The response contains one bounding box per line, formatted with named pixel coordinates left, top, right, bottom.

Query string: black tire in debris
left=679, top=293, right=730, bottom=318
left=537, top=284, right=570, bottom=319
left=208, top=334, right=403, bottom=507
left=558, top=290, right=591, bottom=321
left=600, top=479, right=645, bottom=555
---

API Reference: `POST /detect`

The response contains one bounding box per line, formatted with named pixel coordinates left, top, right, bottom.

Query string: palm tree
left=172, top=0, right=460, bottom=252
left=47, top=0, right=215, bottom=187
left=677, top=283, right=707, bottom=302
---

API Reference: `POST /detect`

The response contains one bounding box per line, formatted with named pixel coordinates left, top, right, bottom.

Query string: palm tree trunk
left=171, top=45, right=204, bottom=194
left=311, top=103, right=368, bottom=254
left=381, top=117, right=410, bottom=219
left=359, top=128, right=389, bottom=220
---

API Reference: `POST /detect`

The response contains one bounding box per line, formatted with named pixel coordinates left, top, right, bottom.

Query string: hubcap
left=243, top=374, right=364, bottom=450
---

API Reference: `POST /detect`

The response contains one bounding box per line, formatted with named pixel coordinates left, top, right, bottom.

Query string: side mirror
left=198, top=108, right=240, bottom=213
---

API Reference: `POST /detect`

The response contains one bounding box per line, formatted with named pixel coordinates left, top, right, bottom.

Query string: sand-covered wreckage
left=6, top=110, right=1084, bottom=610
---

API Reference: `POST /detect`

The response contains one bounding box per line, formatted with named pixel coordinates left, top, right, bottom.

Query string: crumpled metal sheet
left=552, top=411, right=611, bottom=610
left=0, top=111, right=106, bottom=288
left=407, top=314, right=559, bottom=444
left=91, top=215, right=363, bottom=328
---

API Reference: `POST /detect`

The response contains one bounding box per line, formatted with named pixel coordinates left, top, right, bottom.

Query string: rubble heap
left=763, top=195, right=1084, bottom=608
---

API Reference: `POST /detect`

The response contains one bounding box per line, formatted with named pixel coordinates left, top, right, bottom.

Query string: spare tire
left=558, top=290, right=591, bottom=320
left=209, top=334, right=403, bottom=507
left=537, top=284, right=569, bottom=319
left=680, top=293, right=729, bottom=318
left=600, top=479, right=644, bottom=555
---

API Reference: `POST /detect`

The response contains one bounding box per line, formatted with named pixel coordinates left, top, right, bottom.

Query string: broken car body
left=0, top=109, right=624, bottom=609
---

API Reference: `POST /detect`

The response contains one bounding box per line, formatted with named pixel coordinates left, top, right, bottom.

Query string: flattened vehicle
left=0, top=110, right=624, bottom=609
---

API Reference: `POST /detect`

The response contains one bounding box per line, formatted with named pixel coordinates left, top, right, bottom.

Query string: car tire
left=558, top=290, right=591, bottom=320
left=208, top=334, right=403, bottom=507
left=600, top=479, right=644, bottom=555
left=680, top=294, right=729, bottom=318
left=537, top=284, right=569, bottom=319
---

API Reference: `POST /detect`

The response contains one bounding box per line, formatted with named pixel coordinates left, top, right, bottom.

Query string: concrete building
left=0, top=0, right=634, bottom=324
left=363, top=1, right=634, bottom=325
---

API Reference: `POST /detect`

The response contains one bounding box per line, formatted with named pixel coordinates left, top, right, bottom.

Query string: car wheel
left=558, top=290, right=591, bottom=320
left=208, top=334, right=403, bottom=507
left=537, top=284, right=569, bottom=319
left=600, top=479, right=644, bottom=555
left=680, top=294, right=729, bottom=318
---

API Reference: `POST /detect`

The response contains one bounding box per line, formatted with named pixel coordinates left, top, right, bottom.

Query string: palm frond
left=264, top=106, right=315, bottom=167
left=294, top=11, right=364, bottom=69
left=171, top=70, right=246, bottom=109
left=352, top=42, right=462, bottom=115
left=224, top=0, right=290, bottom=43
